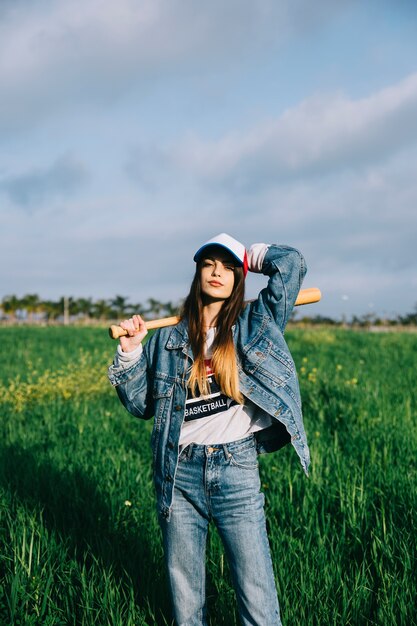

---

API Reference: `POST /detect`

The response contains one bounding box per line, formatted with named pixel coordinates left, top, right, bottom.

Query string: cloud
left=122, top=126, right=417, bottom=318
left=1, top=1, right=415, bottom=319
left=126, top=72, right=417, bottom=193
left=1, top=149, right=416, bottom=318
left=0, top=0, right=358, bottom=135
left=0, top=154, right=89, bottom=208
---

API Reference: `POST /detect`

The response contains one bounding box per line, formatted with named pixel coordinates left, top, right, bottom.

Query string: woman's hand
left=247, top=243, right=269, bottom=273
left=119, top=314, right=148, bottom=352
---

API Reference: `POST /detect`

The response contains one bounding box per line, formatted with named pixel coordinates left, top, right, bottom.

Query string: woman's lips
left=208, top=281, right=223, bottom=287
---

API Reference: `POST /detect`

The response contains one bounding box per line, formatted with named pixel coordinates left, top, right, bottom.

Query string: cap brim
left=193, top=243, right=243, bottom=266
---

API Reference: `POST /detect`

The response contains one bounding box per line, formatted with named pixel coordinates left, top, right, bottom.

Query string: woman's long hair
left=180, top=259, right=245, bottom=404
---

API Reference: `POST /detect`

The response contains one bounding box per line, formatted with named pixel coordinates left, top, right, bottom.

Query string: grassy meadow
left=0, top=326, right=416, bottom=625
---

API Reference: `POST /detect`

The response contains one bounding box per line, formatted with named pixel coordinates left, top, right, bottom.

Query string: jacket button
left=166, top=474, right=172, bottom=482
left=175, top=405, right=182, bottom=411
left=168, top=441, right=174, bottom=450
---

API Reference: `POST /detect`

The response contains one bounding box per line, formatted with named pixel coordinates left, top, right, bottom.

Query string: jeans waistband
left=181, top=434, right=256, bottom=461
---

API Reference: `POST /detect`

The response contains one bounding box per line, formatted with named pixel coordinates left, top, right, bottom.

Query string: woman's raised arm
left=249, top=243, right=307, bottom=331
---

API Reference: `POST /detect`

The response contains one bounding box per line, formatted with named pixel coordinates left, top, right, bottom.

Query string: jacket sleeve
left=108, top=341, right=154, bottom=420
left=250, top=244, right=307, bottom=332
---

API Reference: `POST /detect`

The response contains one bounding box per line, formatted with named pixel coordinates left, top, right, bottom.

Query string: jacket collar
left=165, top=318, right=190, bottom=350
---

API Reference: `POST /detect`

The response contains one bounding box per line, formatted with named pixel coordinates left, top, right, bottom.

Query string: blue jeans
left=158, top=435, right=282, bottom=626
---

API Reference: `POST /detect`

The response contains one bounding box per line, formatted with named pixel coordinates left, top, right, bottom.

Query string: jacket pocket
left=268, top=346, right=294, bottom=373
left=151, top=377, right=173, bottom=459
left=152, top=377, right=173, bottom=425
left=242, top=338, right=294, bottom=388
left=152, top=375, right=174, bottom=399
left=242, top=337, right=272, bottom=373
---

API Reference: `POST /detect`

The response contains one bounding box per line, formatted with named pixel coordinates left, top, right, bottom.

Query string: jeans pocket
left=178, top=446, right=190, bottom=463
left=228, top=446, right=259, bottom=470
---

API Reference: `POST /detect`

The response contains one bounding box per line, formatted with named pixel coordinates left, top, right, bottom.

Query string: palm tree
left=21, top=293, right=41, bottom=322
left=126, top=301, right=146, bottom=317
left=1, top=294, right=22, bottom=322
left=43, top=299, right=62, bottom=321
left=110, top=295, right=130, bottom=319
left=146, top=298, right=165, bottom=317
left=162, top=300, right=180, bottom=316
left=92, top=299, right=112, bottom=321
left=73, top=297, right=93, bottom=320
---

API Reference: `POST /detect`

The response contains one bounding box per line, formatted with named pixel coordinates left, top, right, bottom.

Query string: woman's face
left=199, top=248, right=237, bottom=301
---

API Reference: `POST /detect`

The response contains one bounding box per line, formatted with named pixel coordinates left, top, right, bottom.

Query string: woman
left=108, top=233, right=310, bottom=626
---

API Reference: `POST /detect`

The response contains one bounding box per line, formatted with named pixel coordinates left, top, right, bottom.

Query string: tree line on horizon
left=0, top=294, right=181, bottom=323
left=1, top=293, right=417, bottom=327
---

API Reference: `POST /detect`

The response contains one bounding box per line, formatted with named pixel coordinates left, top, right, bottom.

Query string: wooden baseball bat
left=109, top=287, right=321, bottom=339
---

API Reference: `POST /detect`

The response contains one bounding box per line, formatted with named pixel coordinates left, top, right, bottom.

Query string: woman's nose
left=212, top=262, right=221, bottom=276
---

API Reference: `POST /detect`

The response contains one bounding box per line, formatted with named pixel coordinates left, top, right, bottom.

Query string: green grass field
left=0, top=326, right=416, bottom=625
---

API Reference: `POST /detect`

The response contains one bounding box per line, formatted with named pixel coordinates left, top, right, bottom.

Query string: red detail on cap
left=243, top=250, right=248, bottom=277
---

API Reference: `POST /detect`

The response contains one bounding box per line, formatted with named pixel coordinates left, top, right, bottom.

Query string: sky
left=1, top=0, right=417, bottom=320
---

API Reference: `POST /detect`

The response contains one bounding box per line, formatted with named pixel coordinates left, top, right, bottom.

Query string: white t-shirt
left=114, top=243, right=272, bottom=448
left=178, top=328, right=272, bottom=449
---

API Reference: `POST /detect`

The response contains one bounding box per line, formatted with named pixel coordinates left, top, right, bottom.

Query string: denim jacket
left=108, top=245, right=310, bottom=519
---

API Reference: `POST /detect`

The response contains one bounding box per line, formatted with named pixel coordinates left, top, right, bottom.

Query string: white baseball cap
left=194, top=233, right=248, bottom=276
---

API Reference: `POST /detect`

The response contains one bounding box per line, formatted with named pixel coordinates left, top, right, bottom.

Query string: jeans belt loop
left=222, top=443, right=231, bottom=460
left=187, top=442, right=194, bottom=459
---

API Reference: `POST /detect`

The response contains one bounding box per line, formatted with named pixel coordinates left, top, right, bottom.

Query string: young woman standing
left=108, top=233, right=310, bottom=626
